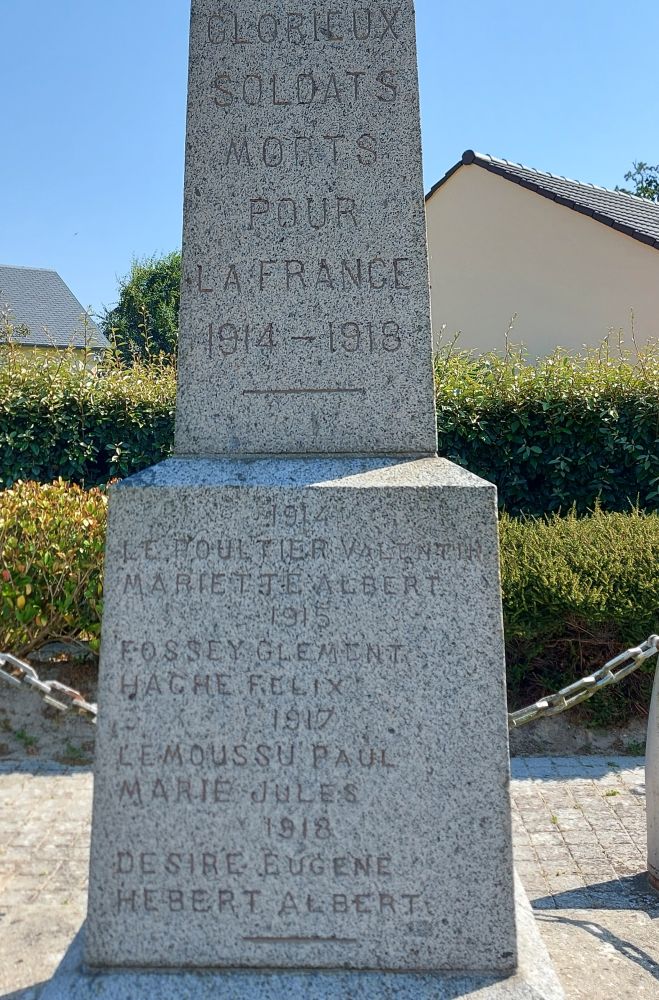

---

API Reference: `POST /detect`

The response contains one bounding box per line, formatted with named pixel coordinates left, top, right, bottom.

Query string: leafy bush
left=1, top=482, right=657, bottom=725
left=0, top=353, right=175, bottom=489
left=435, top=345, right=659, bottom=516
left=2, top=345, right=659, bottom=515
left=501, top=505, right=659, bottom=725
left=0, top=480, right=106, bottom=655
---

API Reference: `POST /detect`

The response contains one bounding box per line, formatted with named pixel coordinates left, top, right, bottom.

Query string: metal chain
left=1, top=635, right=658, bottom=732
left=508, top=635, right=659, bottom=728
left=0, top=652, right=97, bottom=724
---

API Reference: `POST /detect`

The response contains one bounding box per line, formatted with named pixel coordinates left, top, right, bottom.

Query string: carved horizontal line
left=242, top=387, right=366, bottom=396
left=243, top=935, right=358, bottom=945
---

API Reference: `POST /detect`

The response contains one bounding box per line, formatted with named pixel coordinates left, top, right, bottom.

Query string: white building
left=426, top=151, right=659, bottom=357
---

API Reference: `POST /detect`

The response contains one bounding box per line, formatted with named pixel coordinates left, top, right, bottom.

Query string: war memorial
left=42, top=3, right=563, bottom=996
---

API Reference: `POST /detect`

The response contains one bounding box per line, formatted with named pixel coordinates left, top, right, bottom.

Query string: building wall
left=426, top=166, right=659, bottom=357
left=5, top=345, right=103, bottom=369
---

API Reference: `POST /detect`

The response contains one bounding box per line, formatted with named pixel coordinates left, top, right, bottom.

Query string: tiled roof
left=427, top=151, right=659, bottom=250
left=0, top=265, right=110, bottom=350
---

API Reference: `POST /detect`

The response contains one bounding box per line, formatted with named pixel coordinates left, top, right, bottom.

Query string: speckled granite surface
left=41, top=878, right=562, bottom=999
left=174, top=0, right=437, bottom=457
left=86, top=457, right=515, bottom=972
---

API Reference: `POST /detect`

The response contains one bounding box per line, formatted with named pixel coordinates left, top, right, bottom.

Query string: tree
left=101, top=251, right=181, bottom=361
left=616, top=161, right=659, bottom=202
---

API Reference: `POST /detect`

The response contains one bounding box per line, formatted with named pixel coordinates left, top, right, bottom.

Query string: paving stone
left=4, top=741, right=659, bottom=997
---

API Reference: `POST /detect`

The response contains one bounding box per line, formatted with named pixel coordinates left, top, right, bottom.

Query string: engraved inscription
left=212, top=69, right=398, bottom=108
left=121, top=569, right=471, bottom=600
left=207, top=9, right=403, bottom=47
left=206, top=320, right=405, bottom=359
left=119, top=532, right=484, bottom=565
left=186, top=256, right=413, bottom=296
left=109, top=842, right=429, bottom=923
left=95, top=477, right=470, bottom=968
left=248, top=195, right=359, bottom=230
left=113, top=886, right=426, bottom=919
left=220, top=133, right=378, bottom=168
left=91, top=0, right=453, bottom=967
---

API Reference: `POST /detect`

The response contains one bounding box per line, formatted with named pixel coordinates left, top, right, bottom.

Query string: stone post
left=647, top=657, right=659, bottom=890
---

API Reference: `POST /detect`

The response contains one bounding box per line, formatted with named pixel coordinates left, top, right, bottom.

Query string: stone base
left=40, top=878, right=563, bottom=999
left=88, top=456, right=517, bottom=972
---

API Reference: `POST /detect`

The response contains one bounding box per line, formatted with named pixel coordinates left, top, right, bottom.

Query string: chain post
left=647, top=650, right=659, bottom=892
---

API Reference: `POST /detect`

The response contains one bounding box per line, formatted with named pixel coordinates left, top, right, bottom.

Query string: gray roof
left=0, top=265, right=110, bottom=350
left=427, top=151, right=659, bottom=249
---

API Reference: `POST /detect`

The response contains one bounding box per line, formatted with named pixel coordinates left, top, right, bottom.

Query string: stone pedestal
left=41, top=456, right=562, bottom=997
left=87, top=457, right=515, bottom=972
left=41, top=879, right=563, bottom=999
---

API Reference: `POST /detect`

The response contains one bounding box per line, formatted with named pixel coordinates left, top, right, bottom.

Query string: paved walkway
left=1, top=756, right=658, bottom=999
left=510, top=756, right=659, bottom=998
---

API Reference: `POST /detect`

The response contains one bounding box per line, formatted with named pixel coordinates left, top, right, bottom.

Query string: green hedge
left=2, top=348, right=659, bottom=516
left=435, top=347, right=659, bottom=516
left=500, top=506, right=659, bottom=725
left=0, top=353, right=175, bottom=488
left=1, top=482, right=657, bottom=725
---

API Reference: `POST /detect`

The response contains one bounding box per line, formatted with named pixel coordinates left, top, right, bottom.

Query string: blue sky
left=1, top=0, right=657, bottom=316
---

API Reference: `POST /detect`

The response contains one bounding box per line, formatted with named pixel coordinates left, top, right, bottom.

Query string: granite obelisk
left=174, top=1, right=437, bottom=456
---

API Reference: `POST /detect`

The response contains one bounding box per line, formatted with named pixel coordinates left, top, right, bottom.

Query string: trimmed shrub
left=501, top=505, right=659, bottom=725
left=0, top=480, right=106, bottom=655
left=0, top=352, right=175, bottom=489
left=435, top=346, right=659, bottom=516
left=2, top=347, right=659, bottom=516
left=1, top=482, right=658, bottom=725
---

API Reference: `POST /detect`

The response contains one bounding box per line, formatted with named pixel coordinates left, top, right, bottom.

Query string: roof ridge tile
left=427, top=151, right=659, bottom=250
